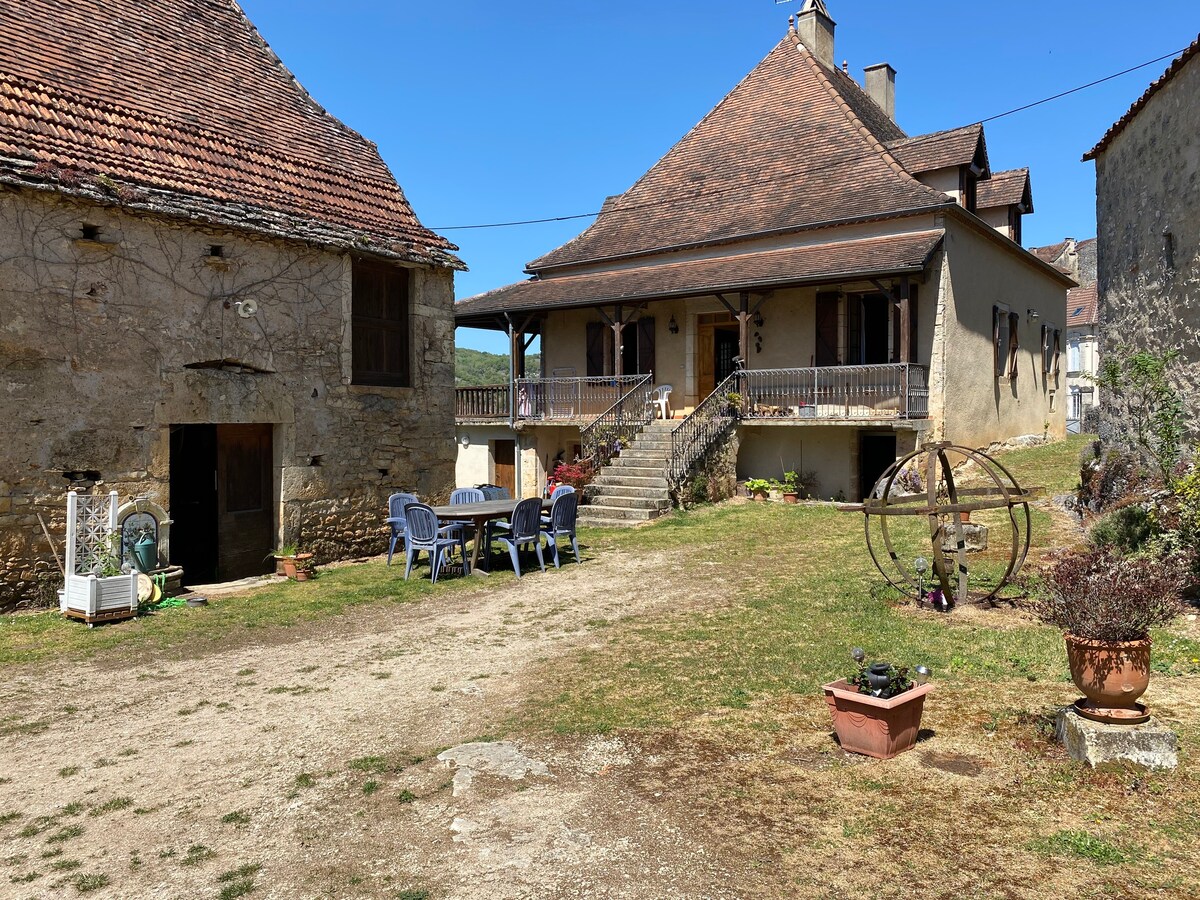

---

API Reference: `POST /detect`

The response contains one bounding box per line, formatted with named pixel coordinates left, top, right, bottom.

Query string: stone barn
left=0, top=0, right=463, bottom=604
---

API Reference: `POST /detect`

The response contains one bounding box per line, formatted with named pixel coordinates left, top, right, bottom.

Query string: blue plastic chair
left=541, top=490, right=580, bottom=568
left=494, top=497, right=546, bottom=578
left=447, top=487, right=486, bottom=551
left=386, top=492, right=419, bottom=565
left=543, top=484, right=575, bottom=525
left=403, top=502, right=468, bottom=583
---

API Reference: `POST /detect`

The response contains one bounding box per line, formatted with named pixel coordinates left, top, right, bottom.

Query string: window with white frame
left=1067, top=338, right=1081, bottom=374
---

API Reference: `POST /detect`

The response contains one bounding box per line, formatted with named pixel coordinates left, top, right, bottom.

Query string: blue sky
left=239, top=1, right=1198, bottom=354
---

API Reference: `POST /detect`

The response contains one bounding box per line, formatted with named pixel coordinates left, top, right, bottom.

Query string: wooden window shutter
left=352, top=260, right=410, bottom=387
left=637, top=317, right=656, bottom=378
left=586, top=322, right=606, bottom=377
left=1007, top=311, right=1020, bottom=378
left=1053, top=328, right=1062, bottom=376
left=993, top=306, right=1002, bottom=376
left=815, top=292, right=840, bottom=366
left=909, top=285, right=919, bottom=363
left=846, top=296, right=863, bottom=365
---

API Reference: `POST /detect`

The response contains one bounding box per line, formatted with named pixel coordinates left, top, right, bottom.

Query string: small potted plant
left=823, top=648, right=933, bottom=759
left=293, top=554, right=316, bottom=582
left=782, top=471, right=800, bottom=503
left=767, top=479, right=784, bottom=502
left=1025, top=547, right=1185, bottom=721
left=745, top=478, right=771, bottom=501
left=724, top=392, right=744, bottom=416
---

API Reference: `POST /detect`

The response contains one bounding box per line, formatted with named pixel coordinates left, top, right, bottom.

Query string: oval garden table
left=428, top=498, right=553, bottom=576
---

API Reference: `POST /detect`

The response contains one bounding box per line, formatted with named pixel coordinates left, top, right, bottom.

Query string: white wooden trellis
left=61, top=490, right=138, bottom=625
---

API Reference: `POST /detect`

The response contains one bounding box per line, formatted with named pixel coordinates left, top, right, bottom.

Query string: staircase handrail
left=580, top=372, right=654, bottom=470
left=667, top=370, right=744, bottom=486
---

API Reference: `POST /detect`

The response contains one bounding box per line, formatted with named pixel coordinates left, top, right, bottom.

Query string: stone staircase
left=578, top=421, right=676, bottom=526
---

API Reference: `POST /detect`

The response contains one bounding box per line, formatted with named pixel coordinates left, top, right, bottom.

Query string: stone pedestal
left=1056, top=706, right=1178, bottom=770
left=941, top=523, right=988, bottom=553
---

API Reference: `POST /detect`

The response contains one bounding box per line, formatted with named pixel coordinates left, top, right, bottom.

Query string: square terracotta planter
left=822, top=679, right=933, bottom=759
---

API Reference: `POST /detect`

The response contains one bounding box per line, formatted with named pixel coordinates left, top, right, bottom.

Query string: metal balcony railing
left=455, top=375, right=650, bottom=421
left=739, top=364, right=929, bottom=420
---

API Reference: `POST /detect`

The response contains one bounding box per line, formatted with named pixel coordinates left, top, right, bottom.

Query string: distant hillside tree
left=455, top=348, right=540, bottom=386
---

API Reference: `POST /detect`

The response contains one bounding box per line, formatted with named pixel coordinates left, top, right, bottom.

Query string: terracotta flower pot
left=1064, top=633, right=1150, bottom=709
left=280, top=557, right=298, bottom=579
left=782, top=492, right=799, bottom=504
left=752, top=490, right=768, bottom=501
left=822, top=679, right=933, bottom=759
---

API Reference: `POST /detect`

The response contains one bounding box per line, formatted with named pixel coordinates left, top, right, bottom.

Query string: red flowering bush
left=552, top=461, right=594, bottom=491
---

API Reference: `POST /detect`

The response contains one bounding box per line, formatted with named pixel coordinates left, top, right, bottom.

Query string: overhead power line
left=430, top=45, right=1191, bottom=233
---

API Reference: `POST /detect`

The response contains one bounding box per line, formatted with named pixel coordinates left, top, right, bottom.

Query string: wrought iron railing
left=455, top=383, right=510, bottom=419
left=455, top=375, right=649, bottom=421
left=667, top=370, right=743, bottom=486
left=739, top=364, right=929, bottom=419
left=580, top=373, right=654, bottom=469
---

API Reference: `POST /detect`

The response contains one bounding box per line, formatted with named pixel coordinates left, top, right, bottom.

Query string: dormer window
left=962, top=169, right=978, bottom=213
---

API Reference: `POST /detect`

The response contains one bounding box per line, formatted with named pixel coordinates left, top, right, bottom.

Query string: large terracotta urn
left=1064, top=634, right=1151, bottom=709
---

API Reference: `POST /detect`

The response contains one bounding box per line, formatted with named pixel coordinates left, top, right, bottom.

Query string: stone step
left=593, top=470, right=668, bottom=485
left=590, top=495, right=671, bottom=511
left=600, top=464, right=666, bottom=478
left=577, top=515, right=647, bottom=528
left=628, top=439, right=673, bottom=450
left=585, top=484, right=669, bottom=500
left=578, top=504, right=661, bottom=521
left=615, top=447, right=672, bottom=459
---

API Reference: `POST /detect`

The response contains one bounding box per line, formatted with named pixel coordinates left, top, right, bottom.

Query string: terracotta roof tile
left=976, top=168, right=1032, bottom=212
left=527, top=33, right=948, bottom=272
left=1067, top=283, right=1098, bottom=326
left=886, top=123, right=988, bottom=176
left=1085, top=36, right=1200, bottom=160
left=457, top=230, right=945, bottom=324
left=0, top=0, right=459, bottom=266
left=1031, top=240, right=1071, bottom=267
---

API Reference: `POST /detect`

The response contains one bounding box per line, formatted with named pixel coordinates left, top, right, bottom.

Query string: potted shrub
left=724, top=391, right=744, bottom=416
left=294, top=554, right=316, bottom=582
left=767, top=479, right=784, bottom=502
left=781, top=471, right=804, bottom=503
left=270, top=543, right=299, bottom=578
left=745, top=478, right=771, bottom=501
left=1026, top=547, right=1185, bottom=719
left=823, top=649, right=933, bottom=759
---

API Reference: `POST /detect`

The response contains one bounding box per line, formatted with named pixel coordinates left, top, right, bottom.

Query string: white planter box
left=61, top=573, right=138, bottom=624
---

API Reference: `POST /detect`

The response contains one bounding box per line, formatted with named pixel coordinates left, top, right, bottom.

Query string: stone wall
left=1094, top=54, right=1200, bottom=439
left=674, top=427, right=739, bottom=507
left=0, top=187, right=456, bottom=606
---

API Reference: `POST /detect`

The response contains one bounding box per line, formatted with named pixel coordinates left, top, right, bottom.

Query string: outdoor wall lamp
left=668, top=314, right=679, bottom=334
left=753, top=311, right=764, bottom=328
left=1026, top=308, right=1039, bottom=321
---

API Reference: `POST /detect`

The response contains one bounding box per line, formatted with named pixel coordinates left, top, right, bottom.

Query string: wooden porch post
left=898, top=277, right=911, bottom=417
left=737, top=292, right=750, bottom=366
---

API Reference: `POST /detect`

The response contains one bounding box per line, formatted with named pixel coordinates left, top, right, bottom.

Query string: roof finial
left=842, top=60, right=848, bottom=73
left=788, top=14, right=795, bottom=31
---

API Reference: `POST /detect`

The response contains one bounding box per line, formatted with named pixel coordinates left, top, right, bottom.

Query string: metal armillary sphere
left=853, top=442, right=1037, bottom=605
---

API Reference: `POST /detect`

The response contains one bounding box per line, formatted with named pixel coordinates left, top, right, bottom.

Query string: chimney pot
left=863, top=62, right=897, bottom=122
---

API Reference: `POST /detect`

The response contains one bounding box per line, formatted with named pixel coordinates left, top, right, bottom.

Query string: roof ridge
left=788, top=33, right=949, bottom=205
left=886, top=122, right=982, bottom=148
left=525, top=36, right=795, bottom=272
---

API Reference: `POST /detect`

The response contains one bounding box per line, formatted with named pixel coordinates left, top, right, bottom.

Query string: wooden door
left=216, top=424, right=274, bottom=580
left=698, top=322, right=716, bottom=398
left=493, top=440, right=516, bottom=496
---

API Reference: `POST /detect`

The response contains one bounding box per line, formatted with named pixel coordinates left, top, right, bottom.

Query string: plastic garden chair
left=402, top=503, right=468, bottom=583
left=386, top=492, right=419, bottom=565
left=479, top=484, right=510, bottom=501
left=544, top=484, right=575, bottom=525
left=448, top=487, right=486, bottom=553
left=651, top=384, right=673, bottom=420
left=494, top=497, right=546, bottom=578
left=541, top=490, right=580, bottom=568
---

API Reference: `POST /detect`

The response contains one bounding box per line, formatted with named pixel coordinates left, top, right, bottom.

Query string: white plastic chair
left=651, top=384, right=673, bottom=420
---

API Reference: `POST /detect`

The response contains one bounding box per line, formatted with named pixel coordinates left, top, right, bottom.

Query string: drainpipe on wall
left=504, top=313, right=522, bottom=499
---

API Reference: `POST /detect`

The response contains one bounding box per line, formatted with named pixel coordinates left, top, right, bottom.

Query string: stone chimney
left=864, top=62, right=896, bottom=121
left=795, top=0, right=835, bottom=68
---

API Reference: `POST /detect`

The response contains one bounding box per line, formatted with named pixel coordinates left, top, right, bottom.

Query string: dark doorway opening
left=848, top=294, right=891, bottom=365
left=170, top=424, right=275, bottom=586
left=859, top=433, right=898, bottom=501
left=714, top=327, right=739, bottom=384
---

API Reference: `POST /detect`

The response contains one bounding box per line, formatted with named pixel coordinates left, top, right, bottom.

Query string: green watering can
left=132, top=533, right=158, bottom=574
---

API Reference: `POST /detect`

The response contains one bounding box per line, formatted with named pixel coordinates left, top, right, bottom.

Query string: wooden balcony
left=738, top=364, right=929, bottom=420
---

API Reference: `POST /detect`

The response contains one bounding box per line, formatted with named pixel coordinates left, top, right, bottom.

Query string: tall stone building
left=1032, top=237, right=1098, bottom=431
left=0, top=0, right=463, bottom=604
left=1085, top=36, right=1199, bottom=437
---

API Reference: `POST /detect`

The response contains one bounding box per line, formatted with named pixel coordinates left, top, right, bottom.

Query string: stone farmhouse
left=1032, top=238, right=1099, bottom=432
left=453, top=1, right=1070, bottom=522
left=1085, top=35, right=1200, bottom=439
left=0, top=0, right=462, bottom=603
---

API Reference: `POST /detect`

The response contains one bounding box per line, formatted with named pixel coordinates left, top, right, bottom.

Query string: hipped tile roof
left=976, top=168, right=1032, bottom=212
left=1085, top=35, right=1200, bottom=160
left=1067, top=283, right=1098, bottom=326
left=885, top=124, right=988, bottom=176
left=526, top=31, right=948, bottom=272
left=456, top=230, right=945, bottom=325
left=0, top=0, right=460, bottom=267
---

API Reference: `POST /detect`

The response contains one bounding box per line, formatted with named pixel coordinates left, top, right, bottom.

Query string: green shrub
left=1089, top=504, right=1157, bottom=554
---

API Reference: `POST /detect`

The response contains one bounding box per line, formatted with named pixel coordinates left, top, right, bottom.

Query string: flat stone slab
left=437, top=741, right=551, bottom=796
left=1056, top=706, right=1178, bottom=770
